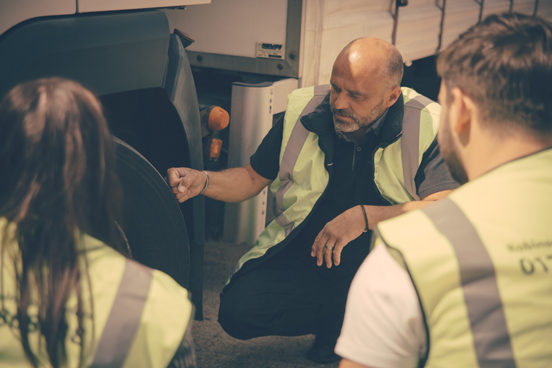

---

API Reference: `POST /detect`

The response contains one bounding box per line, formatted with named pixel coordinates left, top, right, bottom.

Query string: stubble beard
left=439, top=114, right=469, bottom=185
left=332, top=99, right=385, bottom=133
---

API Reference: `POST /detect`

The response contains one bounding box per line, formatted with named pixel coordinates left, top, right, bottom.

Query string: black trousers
left=218, top=241, right=365, bottom=343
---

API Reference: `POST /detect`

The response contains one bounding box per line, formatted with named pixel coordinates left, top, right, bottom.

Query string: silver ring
left=324, top=244, right=333, bottom=251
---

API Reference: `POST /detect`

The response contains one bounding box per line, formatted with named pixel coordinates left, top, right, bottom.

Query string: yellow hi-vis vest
left=230, top=85, right=441, bottom=278
left=0, top=219, right=194, bottom=368
left=373, top=148, right=552, bottom=367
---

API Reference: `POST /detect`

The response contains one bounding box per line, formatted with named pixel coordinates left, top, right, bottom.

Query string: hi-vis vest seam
left=90, top=259, right=152, bottom=368
left=274, top=84, right=330, bottom=236
left=421, top=198, right=515, bottom=367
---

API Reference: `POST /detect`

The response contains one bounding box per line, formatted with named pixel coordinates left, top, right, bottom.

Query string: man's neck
left=467, top=134, right=552, bottom=180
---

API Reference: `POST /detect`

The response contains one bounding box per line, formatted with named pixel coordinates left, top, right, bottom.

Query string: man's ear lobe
left=450, top=88, right=473, bottom=134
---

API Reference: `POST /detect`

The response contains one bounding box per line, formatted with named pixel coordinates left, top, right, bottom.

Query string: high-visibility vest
left=373, top=148, right=552, bottom=367
left=228, top=85, right=441, bottom=281
left=0, top=219, right=194, bottom=368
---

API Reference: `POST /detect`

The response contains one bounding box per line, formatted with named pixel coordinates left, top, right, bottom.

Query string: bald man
left=168, top=38, right=458, bottom=363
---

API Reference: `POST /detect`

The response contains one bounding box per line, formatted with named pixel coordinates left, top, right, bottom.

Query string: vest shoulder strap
left=91, top=259, right=193, bottom=368
left=274, top=85, right=330, bottom=234
left=90, top=259, right=153, bottom=368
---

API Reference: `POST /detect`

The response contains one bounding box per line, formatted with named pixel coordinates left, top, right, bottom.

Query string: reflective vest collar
left=299, top=87, right=407, bottom=160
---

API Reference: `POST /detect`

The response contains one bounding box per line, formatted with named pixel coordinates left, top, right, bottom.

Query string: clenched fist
left=167, top=167, right=207, bottom=203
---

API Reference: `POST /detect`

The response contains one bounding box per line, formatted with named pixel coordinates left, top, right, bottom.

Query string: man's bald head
left=329, top=38, right=404, bottom=137
left=334, top=38, right=404, bottom=89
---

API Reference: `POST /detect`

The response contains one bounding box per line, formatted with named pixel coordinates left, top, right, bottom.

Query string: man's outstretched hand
left=311, top=206, right=367, bottom=268
left=167, top=167, right=207, bottom=203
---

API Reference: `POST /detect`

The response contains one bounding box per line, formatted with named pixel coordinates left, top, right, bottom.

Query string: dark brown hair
left=0, top=78, right=126, bottom=367
left=437, top=13, right=552, bottom=136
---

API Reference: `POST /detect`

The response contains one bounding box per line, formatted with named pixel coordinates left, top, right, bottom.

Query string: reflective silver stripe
left=422, top=199, right=516, bottom=368
left=90, top=259, right=153, bottom=368
left=275, top=213, right=295, bottom=236
left=274, top=122, right=309, bottom=218
left=274, top=85, right=330, bottom=223
left=401, top=96, right=431, bottom=201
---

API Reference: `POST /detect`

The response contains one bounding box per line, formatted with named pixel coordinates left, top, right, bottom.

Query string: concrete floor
left=192, top=240, right=341, bottom=368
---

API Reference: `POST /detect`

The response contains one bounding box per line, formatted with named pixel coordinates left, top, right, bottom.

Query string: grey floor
left=192, top=240, right=341, bottom=368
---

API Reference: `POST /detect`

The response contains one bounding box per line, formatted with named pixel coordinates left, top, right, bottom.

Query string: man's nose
left=333, top=92, right=349, bottom=111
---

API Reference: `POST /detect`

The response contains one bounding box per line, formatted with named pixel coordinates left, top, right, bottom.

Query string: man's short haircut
left=385, top=46, right=404, bottom=88
left=437, top=13, right=552, bottom=136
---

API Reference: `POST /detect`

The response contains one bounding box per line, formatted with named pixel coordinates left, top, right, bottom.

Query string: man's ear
left=449, top=88, right=475, bottom=134
left=384, top=86, right=402, bottom=108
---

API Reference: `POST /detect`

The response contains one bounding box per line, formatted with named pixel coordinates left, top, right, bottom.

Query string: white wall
left=163, top=0, right=288, bottom=58
left=79, top=0, right=210, bottom=13
left=302, top=0, right=550, bottom=87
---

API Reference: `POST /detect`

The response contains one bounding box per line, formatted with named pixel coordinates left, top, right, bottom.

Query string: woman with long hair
left=0, top=78, right=195, bottom=368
